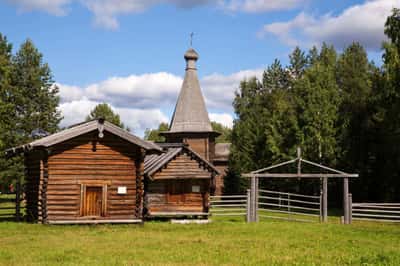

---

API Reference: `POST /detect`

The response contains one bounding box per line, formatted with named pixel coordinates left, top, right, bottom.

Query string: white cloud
left=221, top=0, right=303, bottom=13
left=209, top=113, right=233, bottom=128
left=58, top=98, right=168, bottom=135
left=58, top=72, right=182, bottom=109
left=202, top=69, right=263, bottom=111
left=260, top=0, right=398, bottom=50
left=57, top=68, right=261, bottom=135
left=6, top=0, right=71, bottom=15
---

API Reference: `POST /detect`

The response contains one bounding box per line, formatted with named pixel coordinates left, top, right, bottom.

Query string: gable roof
left=167, top=48, right=213, bottom=133
left=6, top=119, right=162, bottom=156
left=144, top=143, right=219, bottom=178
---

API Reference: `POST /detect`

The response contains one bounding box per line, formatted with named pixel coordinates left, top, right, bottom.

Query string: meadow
left=0, top=217, right=399, bottom=266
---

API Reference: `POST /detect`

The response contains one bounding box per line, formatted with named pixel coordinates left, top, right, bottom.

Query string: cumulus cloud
left=260, top=0, right=398, bottom=50
left=221, top=0, right=303, bottom=13
left=209, top=113, right=233, bottom=128
left=5, top=0, right=304, bottom=29
left=58, top=72, right=182, bottom=109
left=57, top=68, right=261, bottom=135
left=202, top=69, right=263, bottom=111
left=58, top=98, right=168, bottom=135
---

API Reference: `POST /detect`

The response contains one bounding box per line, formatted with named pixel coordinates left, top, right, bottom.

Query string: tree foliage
left=144, top=122, right=169, bottom=142
left=85, top=103, right=129, bottom=131
left=211, top=121, right=232, bottom=143
left=227, top=9, right=400, bottom=201
left=0, top=37, right=61, bottom=190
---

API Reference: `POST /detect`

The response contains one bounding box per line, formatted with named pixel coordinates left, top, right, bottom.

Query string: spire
left=168, top=48, right=213, bottom=132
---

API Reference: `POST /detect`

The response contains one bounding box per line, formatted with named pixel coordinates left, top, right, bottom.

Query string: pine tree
left=144, top=122, right=169, bottom=142
left=85, top=103, right=129, bottom=131
left=11, top=39, right=61, bottom=142
left=0, top=34, right=18, bottom=190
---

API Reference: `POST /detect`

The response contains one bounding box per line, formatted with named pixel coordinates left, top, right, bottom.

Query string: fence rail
left=0, top=191, right=24, bottom=221
left=257, top=189, right=322, bottom=223
left=209, top=195, right=248, bottom=219
left=352, top=202, right=400, bottom=223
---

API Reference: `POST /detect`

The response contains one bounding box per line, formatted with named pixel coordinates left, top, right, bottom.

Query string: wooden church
left=6, top=47, right=230, bottom=223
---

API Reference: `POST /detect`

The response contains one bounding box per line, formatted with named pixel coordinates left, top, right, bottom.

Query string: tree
left=11, top=39, right=61, bottom=141
left=144, top=122, right=169, bottom=142
left=0, top=34, right=17, bottom=190
left=289, top=46, right=307, bottom=80
left=0, top=38, right=61, bottom=188
left=86, top=103, right=129, bottom=131
left=211, top=121, right=231, bottom=143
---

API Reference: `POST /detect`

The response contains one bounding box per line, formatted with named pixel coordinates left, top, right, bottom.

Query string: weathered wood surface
left=25, top=131, right=143, bottom=222
left=146, top=179, right=209, bottom=214
left=152, top=152, right=212, bottom=180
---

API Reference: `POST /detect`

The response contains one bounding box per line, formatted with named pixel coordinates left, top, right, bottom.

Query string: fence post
left=288, top=194, right=291, bottom=220
left=322, top=177, right=328, bottom=222
left=343, top=177, right=349, bottom=224
left=319, top=190, right=323, bottom=223
left=250, top=175, right=256, bottom=222
left=255, top=177, right=259, bottom=222
left=246, top=189, right=251, bottom=223
left=348, top=193, right=352, bottom=224
left=15, top=179, right=21, bottom=222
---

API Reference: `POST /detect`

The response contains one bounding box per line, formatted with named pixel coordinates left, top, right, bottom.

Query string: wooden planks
left=43, top=132, right=142, bottom=222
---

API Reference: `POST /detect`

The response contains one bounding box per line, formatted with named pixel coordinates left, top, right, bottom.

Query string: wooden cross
left=190, top=32, right=194, bottom=47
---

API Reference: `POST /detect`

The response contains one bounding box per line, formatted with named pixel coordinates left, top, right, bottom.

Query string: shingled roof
left=144, top=143, right=219, bottom=178
left=6, top=119, right=162, bottom=156
left=167, top=48, right=213, bottom=133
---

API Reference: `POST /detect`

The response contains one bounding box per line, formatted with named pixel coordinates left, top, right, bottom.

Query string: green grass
left=0, top=219, right=399, bottom=265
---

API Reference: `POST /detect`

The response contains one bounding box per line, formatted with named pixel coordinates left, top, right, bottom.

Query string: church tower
left=161, top=48, right=220, bottom=161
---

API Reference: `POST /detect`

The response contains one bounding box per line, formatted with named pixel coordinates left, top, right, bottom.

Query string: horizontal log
left=49, top=165, right=135, bottom=170
left=47, top=205, right=78, bottom=210
left=49, top=160, right=135, bottom=165
left=47, top=219, right=142, bottom=224
left=243, top=173, right=358, bottom=178
left=46, top=191, right=79, bottom=195
left=50, top=154, right=133, bottom=160
left=47, top=210, right=79, bottom=215
left=47, top=195, right=79, bottom=200
left=48, top=175, right=136, bottom=180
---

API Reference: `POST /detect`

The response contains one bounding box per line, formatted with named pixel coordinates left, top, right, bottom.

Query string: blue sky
left=0, top=0, right=398, bottom=136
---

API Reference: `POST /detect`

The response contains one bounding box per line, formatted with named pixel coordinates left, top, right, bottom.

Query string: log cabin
left=6, top=119, right=162, bottom=224
left=144, top=143, right=219, bottom=218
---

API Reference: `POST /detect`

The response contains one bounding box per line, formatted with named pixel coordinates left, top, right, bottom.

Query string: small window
left=192, top=185, right=200, bottom=193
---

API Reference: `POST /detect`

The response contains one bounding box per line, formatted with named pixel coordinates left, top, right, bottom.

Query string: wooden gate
left=257, top=189, right=322, bottom=223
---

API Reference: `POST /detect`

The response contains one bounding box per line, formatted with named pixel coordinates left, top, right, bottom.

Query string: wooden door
left=84, top=186, right=103, bottom=217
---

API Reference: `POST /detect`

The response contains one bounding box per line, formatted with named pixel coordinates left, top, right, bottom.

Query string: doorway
left=83, top=186, right=103, bottom=217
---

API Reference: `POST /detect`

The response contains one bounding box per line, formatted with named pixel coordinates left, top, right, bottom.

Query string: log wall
left=41, top=131, right=142, bottom=222
left=146, top=152, right=211, bottom=214
left=146, top=179, right=209, bottom=213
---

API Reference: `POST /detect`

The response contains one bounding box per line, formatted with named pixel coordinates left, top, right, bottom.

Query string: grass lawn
left=0, top=218, right=399, bottom=266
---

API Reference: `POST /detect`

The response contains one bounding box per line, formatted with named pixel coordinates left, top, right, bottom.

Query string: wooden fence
left=209, top=194, right=248, bottom=220
left=0, top=182, right=23, bottom=222
left=257, top=189, right=322, bottom=223
left=210, top=189, right=322, bottom=223
left=351, top=201, right=400, bottom=223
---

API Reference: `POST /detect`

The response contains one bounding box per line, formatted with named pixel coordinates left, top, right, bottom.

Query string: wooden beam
left=322, top=177, right=328, bottom=222
left=243, top=173, right=358, bottom=178
left=343, top=177, right=350, bottom=224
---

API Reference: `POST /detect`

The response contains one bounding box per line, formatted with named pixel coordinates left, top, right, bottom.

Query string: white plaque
left=192, top=185, right=200, bottom=193
left=117, top=186, right=127, bottom=194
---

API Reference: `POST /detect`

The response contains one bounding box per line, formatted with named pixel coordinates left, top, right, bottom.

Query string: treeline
left=226, top=9, right=400, bottom=203
left=0, top=36, right=61, bottom=189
